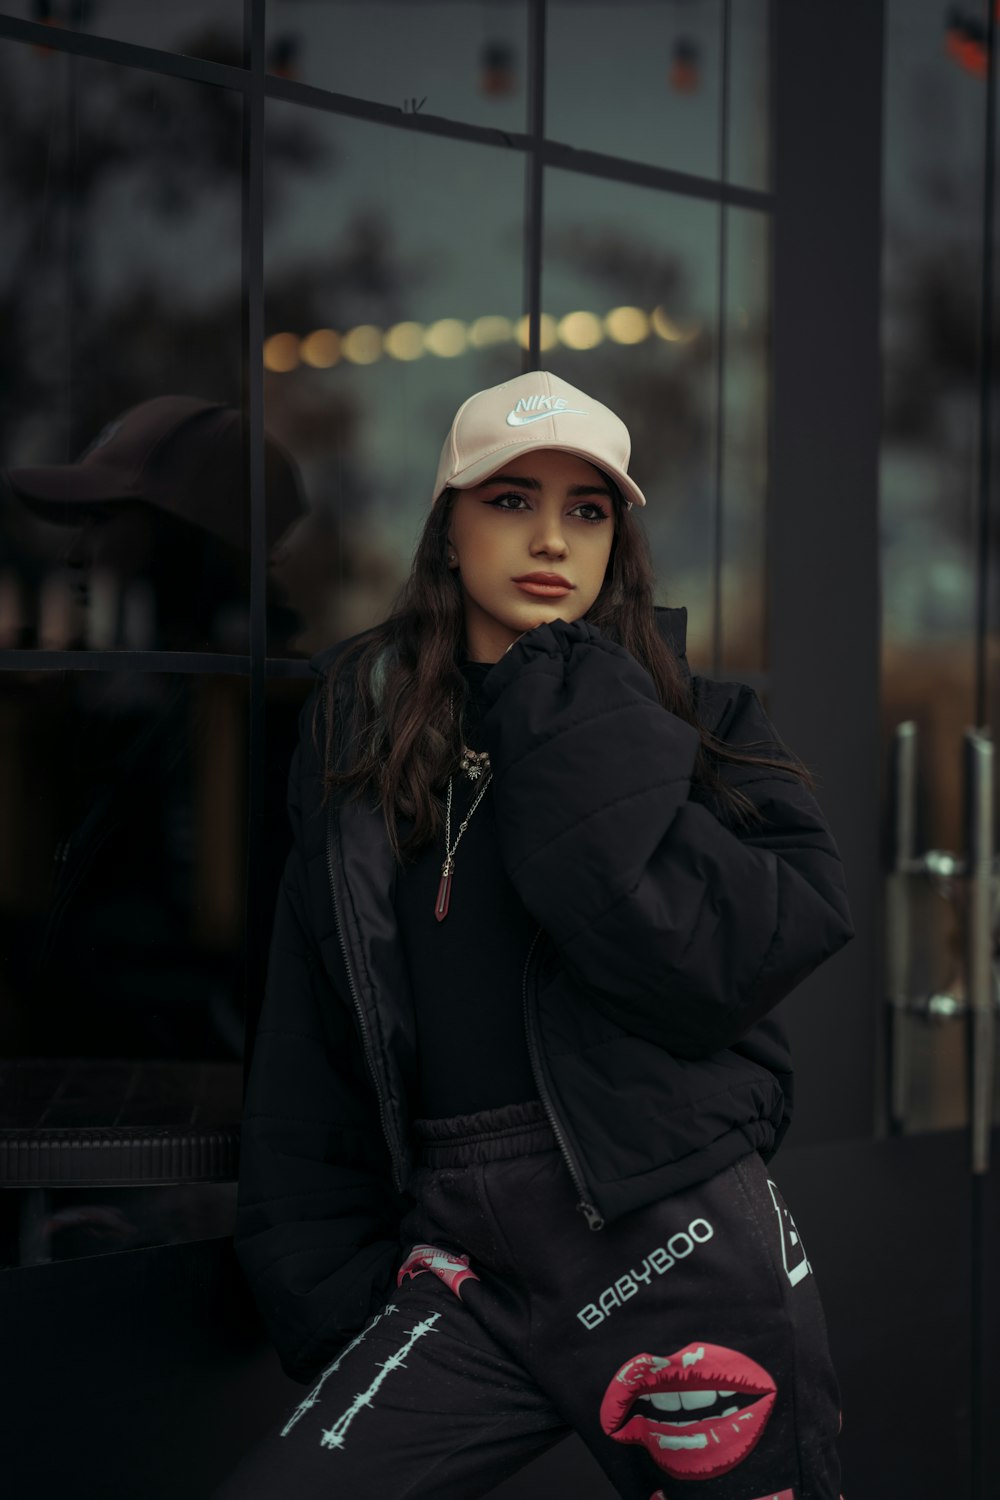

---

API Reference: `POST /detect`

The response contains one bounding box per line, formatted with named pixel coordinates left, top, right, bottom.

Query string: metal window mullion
left=0, top=13, right=770, bottom=210
left=523, top=0, right=547, bottom=372
left=711, top=0, right=732, bottom=677
left=0, top=12, right=252, bottom=92
left=0, top=651, right=253, bottom=674
left=970, top=5, right=997, bottom=1496
left=241, top=0, right=267, bottom=1082
left=974, top=0, right=997, bottom=728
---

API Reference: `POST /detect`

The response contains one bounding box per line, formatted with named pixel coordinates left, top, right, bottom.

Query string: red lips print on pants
left=600, top=1340, right=777, bottom=1480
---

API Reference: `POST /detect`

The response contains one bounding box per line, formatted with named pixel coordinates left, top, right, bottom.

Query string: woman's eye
left=485, top=493, right=609, bottom=524
left=572, top=503, right=610, bottom=524
left=486, top=492, right=529, bottom=511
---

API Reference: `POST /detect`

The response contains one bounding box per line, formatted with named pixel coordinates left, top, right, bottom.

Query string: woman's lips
left=513, top=581, right=572, bottom=598
left=599, top=1342, right=777, bottom=1481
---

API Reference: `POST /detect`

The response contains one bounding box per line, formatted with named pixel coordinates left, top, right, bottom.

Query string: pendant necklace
left=435, top=691, right=492, bottom=921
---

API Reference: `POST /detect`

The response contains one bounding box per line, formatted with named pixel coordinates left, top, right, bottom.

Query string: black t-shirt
left=394, top=659, right=540, bottom=1118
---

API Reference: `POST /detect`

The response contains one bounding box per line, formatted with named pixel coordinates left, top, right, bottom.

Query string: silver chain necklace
left=434, top=691, right=493, bottom=922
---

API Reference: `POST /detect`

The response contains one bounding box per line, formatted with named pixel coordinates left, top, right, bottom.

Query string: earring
left=447, top=550, right=457, bottom=564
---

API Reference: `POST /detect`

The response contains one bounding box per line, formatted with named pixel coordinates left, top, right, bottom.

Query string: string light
left=557, top=310, right=604, bottom=350
left=605, top=306, right=650, bottom=344
left=264, top=305, right=704, bottom=370
left=300, top=329, right=341, bottom=368
left=341, top=325, right=383, bottom=364
left=423, top=319, right=468, bottom=357
left=651, top=305, right=701, bottom=343
left=468, top=315, right=513, bottom=347
left=263, top=332, right=301, bottom=372
left=383, top=322, right=425, bottom=361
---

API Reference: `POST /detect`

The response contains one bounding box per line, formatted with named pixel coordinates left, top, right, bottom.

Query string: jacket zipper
left=521, top=927, right=605, bottom=1231
left=323, top=764, right=405, bottom=1195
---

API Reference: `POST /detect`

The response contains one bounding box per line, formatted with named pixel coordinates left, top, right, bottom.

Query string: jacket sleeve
left=233, top=692, right=403, bottom=1384
left=479, top=618, right=855, bottom=1060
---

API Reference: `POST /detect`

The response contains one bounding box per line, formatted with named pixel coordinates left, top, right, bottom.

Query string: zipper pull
left=577, top=1200, right=605, bottom=1231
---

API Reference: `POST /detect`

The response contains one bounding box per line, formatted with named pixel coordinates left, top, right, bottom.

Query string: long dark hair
left=316, top=482, right=816, bottom=864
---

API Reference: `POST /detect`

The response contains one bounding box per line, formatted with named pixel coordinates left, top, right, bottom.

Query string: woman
left=217, top=371, right=854, bottom=1500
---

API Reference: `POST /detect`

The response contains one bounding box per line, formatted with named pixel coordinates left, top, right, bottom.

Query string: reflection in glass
left=264, top=104, right=524, bottom=654
left=2, top=398, right=306, bottom=652
left=720, top=206, right=769, bottom=674
left=0, top=38, right=253, bottom=651
left=0, top=672, right=249, bottom=1064
left=2, top=1182, right=237, bottom=1268
left=727, top=0, right=771, bottom=191
left=547, top=0, right=722, bottom=177
left=265, top=0, right=528, bottom=133
left=542, top=168, right=720, bottom=664
left=0, top=2, right=242, bottom=62
left=880, top=0, right=988, bottom=1134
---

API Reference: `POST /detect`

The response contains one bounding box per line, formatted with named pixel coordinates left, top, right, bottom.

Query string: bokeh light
left=263, top=332, right=301, bottom=372
left=557, top=310, right=605, bottom=350
left=605, top=306, right=650, bottom=344
left=468, top=314, right=514, bottom=347
left=424, top=318, right=468, bottom=357
left=651, top=304, right=700, bottom=343
left=341, top=324, right=383, bottom=364
left=383, top=321, right=425, bottom=361
left=266, top=305, right=696, bottom=371
left=299, top=328, right=341, bottom=368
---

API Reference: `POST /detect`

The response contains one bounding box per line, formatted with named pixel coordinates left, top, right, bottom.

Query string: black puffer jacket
left=234, top=607, right=855, bottom=1383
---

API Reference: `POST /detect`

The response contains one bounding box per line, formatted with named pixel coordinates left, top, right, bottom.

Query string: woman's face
left=446, top=447, right=616, bottom=662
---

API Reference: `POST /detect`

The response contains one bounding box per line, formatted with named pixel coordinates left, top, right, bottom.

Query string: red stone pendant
left=435, top=867, right=452, bottom=921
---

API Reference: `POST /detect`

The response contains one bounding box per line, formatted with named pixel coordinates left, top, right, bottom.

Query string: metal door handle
left=964, top=728, right=995, bottom=1174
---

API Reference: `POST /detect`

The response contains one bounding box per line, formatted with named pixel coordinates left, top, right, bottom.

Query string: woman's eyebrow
left=480, top=472, right=613, bottom=498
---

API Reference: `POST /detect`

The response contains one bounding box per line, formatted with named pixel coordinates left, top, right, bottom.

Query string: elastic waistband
left=410, top=1097, right=557, bottom=1167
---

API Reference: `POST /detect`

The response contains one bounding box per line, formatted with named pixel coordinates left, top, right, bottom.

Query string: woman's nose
left=529, top=520, right=568, bottom=557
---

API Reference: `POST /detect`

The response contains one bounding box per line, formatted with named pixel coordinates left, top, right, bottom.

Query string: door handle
left=964, top=729, right=996, bottom=1174
left=886, top=721, right=998, bottom=1172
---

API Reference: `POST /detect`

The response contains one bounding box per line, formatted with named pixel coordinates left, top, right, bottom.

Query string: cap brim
left=5, top=461, right=140, bottom=511
left=445, top=440, right=647, bottom=507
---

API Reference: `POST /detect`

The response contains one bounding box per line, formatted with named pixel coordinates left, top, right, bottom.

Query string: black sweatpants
left=215, top=1099, right=843, bottom=1500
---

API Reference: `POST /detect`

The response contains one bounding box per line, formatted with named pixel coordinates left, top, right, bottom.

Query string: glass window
left=879, top=0, right=987, bottom=1135
left=0, top=39, right=249, bottom=652
left=727, top=0, right=771, bottom=191
left=264, top=104, right=524, bottom=654
left=720, top=205, right=769, bottom=674
left=0, top=671, right=249, bottom=1062
left=0, top=3, right=243, bottom=63
left=265, top=0, right=529, bottom=133
left=541, top=167, right=720, bottom=664
left=546, top=0, right=723, bottom=177
left=1, top=1181, right=238, bottom=1268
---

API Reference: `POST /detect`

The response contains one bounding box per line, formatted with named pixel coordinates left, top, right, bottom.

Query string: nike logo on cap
left=506, top=394, right=588, bottom=427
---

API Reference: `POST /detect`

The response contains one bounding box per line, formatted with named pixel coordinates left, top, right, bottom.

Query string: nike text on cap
left=431, top=370, right=647, bottom=509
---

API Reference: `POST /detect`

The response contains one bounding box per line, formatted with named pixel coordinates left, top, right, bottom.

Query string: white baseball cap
left=432, top=370, right=647, bottom=509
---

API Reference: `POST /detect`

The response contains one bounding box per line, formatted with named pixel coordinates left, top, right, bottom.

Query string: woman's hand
left=503, top=618, right=567, bottom=655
